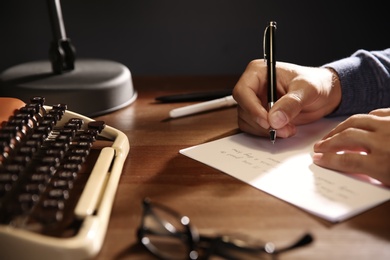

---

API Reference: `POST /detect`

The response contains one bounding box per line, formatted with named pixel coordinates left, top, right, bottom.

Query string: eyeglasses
left=137, top=197, right=313, bottom=260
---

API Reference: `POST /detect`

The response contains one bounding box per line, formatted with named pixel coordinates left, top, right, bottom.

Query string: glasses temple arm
left=273, top=233, right=314, bottom=254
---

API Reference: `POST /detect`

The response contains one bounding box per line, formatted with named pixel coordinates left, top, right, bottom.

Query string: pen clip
left=263, top=21, right=277, bottom=64
left=263, top=25, right=269, bottom=63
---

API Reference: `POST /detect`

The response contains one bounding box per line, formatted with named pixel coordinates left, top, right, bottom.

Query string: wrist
left=324, top=67, right=342, bottom=115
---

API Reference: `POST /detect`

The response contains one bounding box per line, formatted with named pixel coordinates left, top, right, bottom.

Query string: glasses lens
left=141, top=204, right=196, bottom=260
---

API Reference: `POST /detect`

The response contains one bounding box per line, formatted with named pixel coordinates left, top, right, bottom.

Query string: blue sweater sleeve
left=323, top=48, right=390, bottom=116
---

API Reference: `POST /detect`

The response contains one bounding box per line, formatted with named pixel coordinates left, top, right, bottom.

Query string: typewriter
left=0, top=97, right=129, bottom=260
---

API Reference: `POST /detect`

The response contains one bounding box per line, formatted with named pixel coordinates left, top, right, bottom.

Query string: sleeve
left=323, top=48, right=390, bottom=116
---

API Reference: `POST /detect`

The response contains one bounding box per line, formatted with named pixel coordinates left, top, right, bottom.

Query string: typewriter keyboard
left=0, top=97, right=129, bottom=259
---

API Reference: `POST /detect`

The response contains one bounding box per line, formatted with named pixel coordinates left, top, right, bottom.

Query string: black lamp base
left=0, top=59, right=137, bottom=117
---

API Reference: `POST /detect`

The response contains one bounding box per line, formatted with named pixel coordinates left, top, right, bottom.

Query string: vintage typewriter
left=0, top=97, right=129, bottom=259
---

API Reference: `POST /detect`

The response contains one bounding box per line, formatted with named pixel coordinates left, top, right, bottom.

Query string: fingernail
left=270, top=110, right=288, bottom=128
left=312, top=153, right=323, bottom=162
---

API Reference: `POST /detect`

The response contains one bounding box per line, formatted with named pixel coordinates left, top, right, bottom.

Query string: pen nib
left=269, top=129, right=276, bottom=144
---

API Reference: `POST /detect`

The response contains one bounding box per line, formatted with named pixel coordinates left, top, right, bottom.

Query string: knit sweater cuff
left=322, top=49, right=388, bottom=116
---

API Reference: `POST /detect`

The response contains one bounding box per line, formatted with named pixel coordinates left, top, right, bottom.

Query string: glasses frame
left=137, top=197, right=200, bottom=260
left=137, top=197, right=313, bottom=260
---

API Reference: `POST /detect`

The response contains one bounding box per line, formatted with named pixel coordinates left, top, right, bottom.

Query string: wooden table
left=93, top=76, right=390, bottom=260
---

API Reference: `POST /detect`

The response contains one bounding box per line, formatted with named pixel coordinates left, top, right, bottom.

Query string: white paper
left=180, top=117, right=390, bottom=222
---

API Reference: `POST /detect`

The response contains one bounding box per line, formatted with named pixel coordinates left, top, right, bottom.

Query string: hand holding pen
left=233, top=21, right=342, bottom=140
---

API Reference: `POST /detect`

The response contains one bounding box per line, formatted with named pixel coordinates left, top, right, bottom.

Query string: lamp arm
left=47, top=0, right=76, bottom=74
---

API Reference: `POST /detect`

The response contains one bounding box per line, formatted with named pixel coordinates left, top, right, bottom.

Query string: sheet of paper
left=180, top=117, right=390, bottom=222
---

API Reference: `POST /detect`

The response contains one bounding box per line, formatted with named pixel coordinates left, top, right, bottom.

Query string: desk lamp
left=0, top=0, right=137, bottom=117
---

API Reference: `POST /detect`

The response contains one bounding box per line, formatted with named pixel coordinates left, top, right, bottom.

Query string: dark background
left=0, top=0, right=388, bottom=77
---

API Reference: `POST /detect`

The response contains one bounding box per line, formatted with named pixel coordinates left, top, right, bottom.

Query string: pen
left=264, top=21, right=277, bottom=144
left=169, top=95, right=237, bottom=118
left=156, top=89, right=232, bottom=103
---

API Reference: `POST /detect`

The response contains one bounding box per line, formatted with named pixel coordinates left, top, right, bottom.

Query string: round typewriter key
left=57, top=170, right=77, bottom=180
left=43, top=199, right=65, bottom=210
left=30, top=96, right=45, bottom=106
left=48, top=189, right=70, bottom=200
left=88, top=120, right=106, bottom=133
